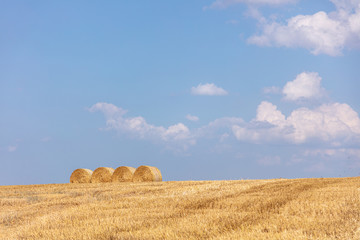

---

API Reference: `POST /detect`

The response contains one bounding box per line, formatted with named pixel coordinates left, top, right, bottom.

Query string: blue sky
left=1, top=0, right=360, bottom=185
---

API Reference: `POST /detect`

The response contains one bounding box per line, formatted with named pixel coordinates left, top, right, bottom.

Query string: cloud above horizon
left=90, top=99, right=360, bottom=167
left=282, top=72, right=326, bottom=101
left=191, top=83, right=228, bottom=96
left=233, top=101, right=360, bottom=145
left=186, top=114, right=200, bottom=122
left=248, top=0, right=360, bottom=56
left=264, top=71, right=327, bottom=102
left=89, top=103, right=196, bottom=150
left=90, top=71, right=360, bottom=167
left=208, top=0, right=360, bottom=56
left=235, top=72, right=360, bottom=145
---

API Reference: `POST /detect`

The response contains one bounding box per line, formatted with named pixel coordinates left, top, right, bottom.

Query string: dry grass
left=132, top=165, right=162, bottom=182
left=1, top=177, right=360, bottom=239
left=112, top=166, right=135, bottom=182
left=69, top=169, right=93, bottom=183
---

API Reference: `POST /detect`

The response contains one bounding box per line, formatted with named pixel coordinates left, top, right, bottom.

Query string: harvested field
left=1, top=177, right=360, bottom=239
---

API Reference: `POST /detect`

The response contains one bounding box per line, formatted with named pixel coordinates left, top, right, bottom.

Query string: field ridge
left=1, top=177, right=360, bottom=239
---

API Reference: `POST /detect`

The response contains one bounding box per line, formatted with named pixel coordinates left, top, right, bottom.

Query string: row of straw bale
left=70, top=165, right=162, bottom=183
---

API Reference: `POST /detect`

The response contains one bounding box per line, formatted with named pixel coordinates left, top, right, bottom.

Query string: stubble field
left=1, top=177, right=360, bottom=239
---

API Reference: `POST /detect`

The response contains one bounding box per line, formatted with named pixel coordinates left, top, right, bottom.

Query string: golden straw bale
left=112, top=166, right=136, bottom=182
left=70, top=169, right=93, bottom=183
left=90, top=167, right=114, bottom=183
left=132, top=165, right=162, bottom=182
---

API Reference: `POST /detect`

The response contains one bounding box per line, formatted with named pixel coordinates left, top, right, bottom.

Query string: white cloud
left=163, top=123, right=191, bottom=141
left=264, top=71, right=327, bottom=101
left=90, top=100, right=360, bottom=148
left=89, top=102, right=195, bottom=150
left=283, top=72, right=325, bottom=101
left=287, top=103, right=360, bottom=143
left=233, top=101, right=360, bottom=144
left=186, top=114, right=199, bottom=122
left=248, top=1, right=360, bottom=56
left=206, top=0, right=297, bottom=9
left=90, top=89, right=360, bottom=154
left=232, top=125, right=261, bottom=142
left=256, top=101, right=286, bottom=126
left=89, top=102, right=127, bottom=118
left=191, top=83, right=228, bottom=96
left=90, top=103, right=246, bottom=151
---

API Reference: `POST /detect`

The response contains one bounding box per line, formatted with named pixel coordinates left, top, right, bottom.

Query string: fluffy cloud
left=89, top=102, right=127, bottom=118
left=283, top=72, right=325, bottom=101
left=248, top=1, right=360, bottom=56
left=206, top=0, right=297, bottom=9
left=287, top=103, right=360, bottom=143
left=234, top=70, right=360, bottom=148
left=191, top=83, right=228, bottom=96
left=186, top=114, right=199, bottom=122
left=89, top=103, right=195, bottom=149
left=264, top=71, right=326, bottom=101
left=90, top=72, right=360, bottom=157
left=255, top=101, right=286, bottom=126
left=233, top=101, right=360, bottom=144
left=90, top=103, right=245, bottom=150
left=90, top=99, right=360, bottom=151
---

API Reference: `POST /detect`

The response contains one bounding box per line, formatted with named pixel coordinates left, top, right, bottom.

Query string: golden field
left=1, top=177, right=360, bottom=240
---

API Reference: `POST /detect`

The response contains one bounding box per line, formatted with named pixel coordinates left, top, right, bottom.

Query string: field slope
left=1, top=177, right=360, bottom=239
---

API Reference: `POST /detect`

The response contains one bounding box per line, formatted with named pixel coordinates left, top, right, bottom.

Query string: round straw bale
left=90, top=167, right=114, bottom=183
left=70, top=169, right=93, bottom=183
left=132, top=165, right=162, bottom=182
left=112, top=166, right=136, bottom=182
